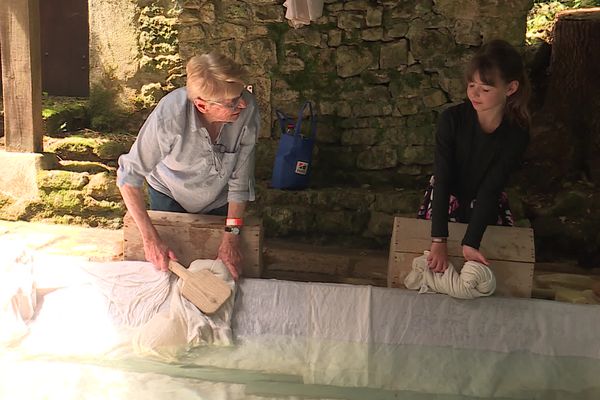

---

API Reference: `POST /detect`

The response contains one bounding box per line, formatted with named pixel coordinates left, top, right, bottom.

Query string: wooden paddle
left=168, top=260, right=232, bottom=315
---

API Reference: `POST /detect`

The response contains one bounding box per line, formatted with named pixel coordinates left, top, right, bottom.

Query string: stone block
left=367, top=211, right=395, bottom=236
left=385, top=21, right=409, bottom=38
left=422, top=88, right=448, bottom=108
left=341, top=128, right=380, bottom=146
left=374, top=189, right=423, bottom=214
left=336, top=46, right=373, bottom=78
left=38, top=170, right=89, bottom=192
left=86, top=172, right=122, bottom=202
left=366, top=7, right=383, bottom=27
left=0, top=152, right=60, bottom=201
left=252, top=4, right=284, bottom=23
left=393, top=98, right=421, bottom=116
left=284, top=29, right=323, bottom=47
left=352, top=102, right=393, bottom=117
left=454, top=19, right=482, bottom=46
left=338, top=13, right=364, bottom=30
left=312, top=188, right=376, bottom=210
left=380, top=40, right=408, bottom=69
left=327, top=29, right=343, bottom=47
left=240, top=39, right=277, bottom=72
left=397, top=145, right=434, bottom=165
left=357, top=146, right=397, bottom=170
left=219, top=23, right=247, bottom=38
left=407, top=24, right=455, bottom=63
left=389, top=72, right=431, bottom=98
left=362, top=28, right=383, bottom=41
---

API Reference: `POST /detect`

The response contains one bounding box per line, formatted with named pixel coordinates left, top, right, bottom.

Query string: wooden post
left=0, top=0, right=43, bottom=153
left=545, top=8, right=600, bottom=182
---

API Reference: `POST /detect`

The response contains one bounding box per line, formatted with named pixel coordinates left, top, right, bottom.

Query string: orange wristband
left=226, top=218, right=243, bottom=226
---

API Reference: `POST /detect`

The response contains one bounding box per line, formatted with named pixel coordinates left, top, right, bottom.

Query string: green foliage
left=88, top=79, right=125, bottom=131
left=527, top=0, right=600, bottom=44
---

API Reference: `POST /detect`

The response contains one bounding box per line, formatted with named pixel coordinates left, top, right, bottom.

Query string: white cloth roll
left=404, top=251, right=496, bottom=299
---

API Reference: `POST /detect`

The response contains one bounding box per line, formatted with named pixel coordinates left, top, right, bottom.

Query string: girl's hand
left=462, top=245, right=489, bottom=265
left=427, top=242, right=449, bottom=273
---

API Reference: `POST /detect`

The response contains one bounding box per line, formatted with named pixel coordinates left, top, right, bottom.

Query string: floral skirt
left=416, top=176, right=514, bottom=226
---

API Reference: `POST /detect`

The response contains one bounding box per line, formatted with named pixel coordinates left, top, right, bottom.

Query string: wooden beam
left=0, top=0, right=43, bottom=153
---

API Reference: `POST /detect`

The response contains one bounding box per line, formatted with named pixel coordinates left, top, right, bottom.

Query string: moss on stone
left=60, top=161, right=113, bottom=174
left=40, top=190, right=86, bottom=214
left=37, top=170, right=90, bottom=192
left=96, top=141, right=131, bottom=160
left=42, top=97, right=89, bottom=136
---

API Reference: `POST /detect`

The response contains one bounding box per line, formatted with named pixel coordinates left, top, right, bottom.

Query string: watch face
left=226, top=226, right=241, bottom=235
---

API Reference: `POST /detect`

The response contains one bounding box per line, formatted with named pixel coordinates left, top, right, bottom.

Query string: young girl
left=417, top=39, right=530, bottom=273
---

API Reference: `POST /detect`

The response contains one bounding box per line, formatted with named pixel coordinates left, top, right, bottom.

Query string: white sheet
left=2, top=255, right=600, bottom=399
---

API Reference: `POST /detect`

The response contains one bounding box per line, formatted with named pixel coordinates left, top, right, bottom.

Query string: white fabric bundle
left=132, top=259, right=236, bottom=360
left=404, top=251, right=496, bottom=299
left=283, top=0, right=324, bottom=28
left=1, top=257, right=235, bottom=361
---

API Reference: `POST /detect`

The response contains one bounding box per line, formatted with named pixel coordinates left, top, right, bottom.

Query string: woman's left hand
left=462, top=245, right=490, bottom=266
left=217, top=233, right=242, bottom=280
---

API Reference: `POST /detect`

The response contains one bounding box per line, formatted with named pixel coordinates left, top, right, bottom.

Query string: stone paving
left=0, top=220, right=122, bottom=262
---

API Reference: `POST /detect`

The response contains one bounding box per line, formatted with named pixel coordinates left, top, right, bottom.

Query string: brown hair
left=186, top=52, right=246, bottom=101
left=465, top=39, right=531, bottom=129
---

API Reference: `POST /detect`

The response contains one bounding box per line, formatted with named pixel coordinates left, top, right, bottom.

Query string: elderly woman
left=117, top=53, right=260, bottom=280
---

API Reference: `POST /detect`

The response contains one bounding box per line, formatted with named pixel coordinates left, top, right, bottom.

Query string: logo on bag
left=295, top=161, right=309, bottom=175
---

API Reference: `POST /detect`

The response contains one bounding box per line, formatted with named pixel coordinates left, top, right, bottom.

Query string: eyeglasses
left=201, top=93, right=244, bottom=111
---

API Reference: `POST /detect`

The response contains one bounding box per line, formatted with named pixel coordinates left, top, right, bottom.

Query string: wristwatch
left=224, top=226, right=241, bottom=235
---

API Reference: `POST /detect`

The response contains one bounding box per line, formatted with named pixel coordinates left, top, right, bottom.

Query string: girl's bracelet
left=431, top=237, right=447, bottom=243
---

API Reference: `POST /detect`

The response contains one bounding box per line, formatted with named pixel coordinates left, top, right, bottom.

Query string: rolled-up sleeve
left=227, top=107, right=259, bottom=203
left=117, top=109, right=174, bottom=188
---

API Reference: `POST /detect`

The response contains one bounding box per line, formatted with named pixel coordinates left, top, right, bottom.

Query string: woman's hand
left=462, top=245, right=489, bottom=265
left=428, top=242, right=449, bottom=273
left=143, top=236, right=177, bottom=272
left=218, top=233, right=242, bottom=280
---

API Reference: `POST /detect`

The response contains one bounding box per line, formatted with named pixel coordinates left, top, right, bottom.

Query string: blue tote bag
left=271, top=101, right=317, bottom=190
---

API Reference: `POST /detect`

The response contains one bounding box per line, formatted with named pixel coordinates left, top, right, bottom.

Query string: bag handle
left=275, top=109, right=293, bottom=135
left=293, top=101, right=317, bottom=139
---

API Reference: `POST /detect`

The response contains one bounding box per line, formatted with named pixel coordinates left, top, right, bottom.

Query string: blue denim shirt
left=117, top=87, right=258, bottom=213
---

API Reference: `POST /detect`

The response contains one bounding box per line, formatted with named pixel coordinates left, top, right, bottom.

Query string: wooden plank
left=389, top=252, right=533, bottom=298
left=392, top=217, right=535, bottom=263
left=0, top=0, right=43, bottom=152
left=123, top=211, right=262, bottom=278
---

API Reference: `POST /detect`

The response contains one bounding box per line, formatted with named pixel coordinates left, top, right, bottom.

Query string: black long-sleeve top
left=431, top=102, right=529, bottom=249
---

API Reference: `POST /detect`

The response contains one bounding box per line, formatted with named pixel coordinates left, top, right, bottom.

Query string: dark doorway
left=40, top=0, right=89, bottom=96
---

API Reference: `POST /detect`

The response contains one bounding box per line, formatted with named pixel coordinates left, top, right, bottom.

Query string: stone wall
left=88, top=0, right=532, bottom=186
left=176, top=0, right=531, bottom=187
left=89, top=0, right=182, bottom=109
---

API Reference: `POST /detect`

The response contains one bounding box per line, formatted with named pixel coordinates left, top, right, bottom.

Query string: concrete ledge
left=0, top=151, right=60, bottom=200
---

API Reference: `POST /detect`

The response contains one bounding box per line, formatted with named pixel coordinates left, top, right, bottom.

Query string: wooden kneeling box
left=388, top=217, right=535, bottom=298
left=124, top=211, right=263, bottom=278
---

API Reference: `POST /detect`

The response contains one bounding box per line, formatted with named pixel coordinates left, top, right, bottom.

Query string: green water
left=4, top=336, right=598, bottom=400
